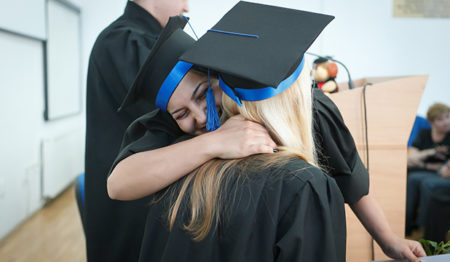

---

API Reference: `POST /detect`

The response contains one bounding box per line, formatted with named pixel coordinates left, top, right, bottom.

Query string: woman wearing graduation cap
left=109, top=2, right=425, bottom=261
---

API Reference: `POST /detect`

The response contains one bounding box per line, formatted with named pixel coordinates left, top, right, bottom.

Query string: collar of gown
left=123, top=1, right=163, bottom=33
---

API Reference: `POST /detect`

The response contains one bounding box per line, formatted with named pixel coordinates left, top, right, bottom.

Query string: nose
left=192, top=105, right=206, bottom=128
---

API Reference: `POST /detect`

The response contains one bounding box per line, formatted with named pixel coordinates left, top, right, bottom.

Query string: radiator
left=41, top=128, right=84, bottom=199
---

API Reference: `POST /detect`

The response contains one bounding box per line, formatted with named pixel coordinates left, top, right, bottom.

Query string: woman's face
left=431, top=112, right=450, bottom=133
left=167, top=70, right=222, bottom=135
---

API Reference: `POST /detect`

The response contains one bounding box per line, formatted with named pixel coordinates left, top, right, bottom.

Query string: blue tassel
left=206, top=69, right=220, bottom=131
left=206, top=87, right=221, bottom=131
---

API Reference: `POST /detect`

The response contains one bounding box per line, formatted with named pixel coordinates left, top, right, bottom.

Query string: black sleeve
left=275, top=171, right=346, bottom=262
left=92, top=29, right=158, bottom=117
left=109, top=110, right=182, bottom=173
left=411, top=129, right=428, bottom=150
left=111, top=129, right=174, bottom=173
left=313, top=89, right=369, bottom=204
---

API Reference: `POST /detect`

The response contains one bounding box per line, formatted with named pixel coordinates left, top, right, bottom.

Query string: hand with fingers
left=381, top=235, right=427, bottom=262
left=210, top=114, right=277, bottom=159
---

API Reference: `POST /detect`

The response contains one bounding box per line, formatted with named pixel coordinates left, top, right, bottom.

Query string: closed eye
left=175, top=110, right=189, bottom=120
left=196, top=88, right=208, bottom=102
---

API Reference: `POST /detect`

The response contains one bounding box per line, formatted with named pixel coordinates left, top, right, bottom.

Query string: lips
left=194, top=127, right=207, bottom=135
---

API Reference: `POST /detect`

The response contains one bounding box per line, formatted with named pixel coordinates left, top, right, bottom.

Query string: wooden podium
left=328, top=75, right=428, bottom=262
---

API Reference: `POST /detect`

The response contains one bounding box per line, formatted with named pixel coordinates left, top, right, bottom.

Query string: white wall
left=321, top=0, right=450, bottom=116
left=0, top=32, right=45, bottom=239
left=0, top=0, right=46, bottom=40
left=0, top=29, right=85, bottom=239
left=0, top=0, right=123, bottom=240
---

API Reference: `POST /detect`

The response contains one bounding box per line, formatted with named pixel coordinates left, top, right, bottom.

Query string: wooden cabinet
left=329, top=75, right=428, bottom=261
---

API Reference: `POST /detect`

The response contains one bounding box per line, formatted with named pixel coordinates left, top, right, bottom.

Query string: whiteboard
left=0, top=0, right=46, bottom=40
left=45, top=0, right=81, bottom=120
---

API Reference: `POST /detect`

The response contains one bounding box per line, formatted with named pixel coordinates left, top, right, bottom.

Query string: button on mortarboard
left=179, top=1, right=334, bottom=101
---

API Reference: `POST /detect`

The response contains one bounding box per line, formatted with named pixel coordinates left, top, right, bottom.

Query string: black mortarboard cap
left=119, top=16, right=195, bottom=111
left=179, top=1, right=334, bottom=104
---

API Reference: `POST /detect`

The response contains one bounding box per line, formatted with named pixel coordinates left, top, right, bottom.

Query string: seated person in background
left=406, top=102, right=450, bottom=235
left=408, top=116, right=431, bottom=147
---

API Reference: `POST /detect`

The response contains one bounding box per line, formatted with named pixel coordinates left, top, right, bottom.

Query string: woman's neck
left=133, top=0, right=165, bottom=27
left=431, top=127, right=446, bottom=143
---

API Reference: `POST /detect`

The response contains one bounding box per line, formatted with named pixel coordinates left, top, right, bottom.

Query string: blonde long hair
left=166, top=61, right=317, bottom=241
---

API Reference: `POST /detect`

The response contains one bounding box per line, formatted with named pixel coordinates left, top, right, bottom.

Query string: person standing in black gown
left=84, top=1, right=189, bottom=261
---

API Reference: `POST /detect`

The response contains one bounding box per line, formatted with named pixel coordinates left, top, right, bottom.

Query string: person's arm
left=350, top=193, right=426, bottom=262
left=108, top=115, right=277, bottom=200
left=407, top=147, right=435, bottom=168
left=408, top=146, right=447, bottom=170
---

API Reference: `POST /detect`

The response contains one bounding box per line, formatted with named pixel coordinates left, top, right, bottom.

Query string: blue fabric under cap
left=219, top=56, right=305, bottom=103
left=155, top=61, right=193, bottom=111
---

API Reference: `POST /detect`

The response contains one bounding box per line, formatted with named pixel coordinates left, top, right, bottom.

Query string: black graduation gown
left=112, top=89, right=369, bottom=205
left=138, top=158, right=346, bottom=262
left=312, top=89, right=369, bottom=204
left=84, top=2, right=175, bottom=261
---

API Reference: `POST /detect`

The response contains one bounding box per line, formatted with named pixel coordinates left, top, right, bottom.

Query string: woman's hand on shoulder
left=206, top=115, right=277, bottom=159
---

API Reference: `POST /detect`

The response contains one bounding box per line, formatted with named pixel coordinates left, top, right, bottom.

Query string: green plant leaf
left=419, top=238, right=450, bottom=255
left=443, top=246, right=450, bottom=254
left=429, top=240, right=438, bottom=249
left=434, top=245, right=443, bottom=255
left=420, top=239, right=433, bottom=256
